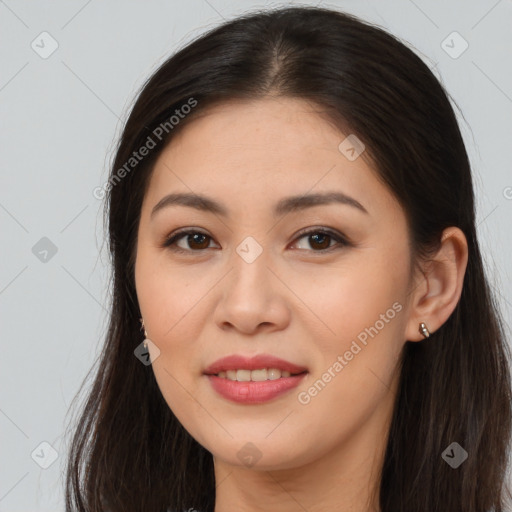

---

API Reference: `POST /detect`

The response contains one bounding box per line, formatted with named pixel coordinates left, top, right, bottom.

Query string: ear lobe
left=405, top=227, right=468, bottom=342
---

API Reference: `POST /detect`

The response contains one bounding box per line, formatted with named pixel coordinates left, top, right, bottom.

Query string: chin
left=200, top=434, right=312, bottom=471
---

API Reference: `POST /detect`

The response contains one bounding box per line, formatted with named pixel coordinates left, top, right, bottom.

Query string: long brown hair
left=64, top=6, right=512, bottom=511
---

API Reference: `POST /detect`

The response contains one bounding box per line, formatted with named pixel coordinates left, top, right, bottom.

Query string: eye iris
left=188, top=233, right=209, bottom=249
left=309, top=233, right=330, bottom=250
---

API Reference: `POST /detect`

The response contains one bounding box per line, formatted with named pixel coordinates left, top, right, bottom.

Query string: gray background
left=1, top=0, right=511, bottom=510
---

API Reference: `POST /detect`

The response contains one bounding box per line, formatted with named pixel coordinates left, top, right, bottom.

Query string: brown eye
left=292, top=228, right=349, bottom=252
left=163, top=230, right=215, bottom=252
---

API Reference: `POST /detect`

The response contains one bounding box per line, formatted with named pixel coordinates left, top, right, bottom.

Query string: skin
left=134, top=97, right=468, bottom=512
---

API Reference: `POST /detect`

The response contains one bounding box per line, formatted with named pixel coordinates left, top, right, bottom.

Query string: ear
left=404, top=227, right=469, bottom=342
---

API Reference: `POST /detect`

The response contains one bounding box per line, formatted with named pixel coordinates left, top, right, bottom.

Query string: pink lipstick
left=204, top=354, right=308, bottom=404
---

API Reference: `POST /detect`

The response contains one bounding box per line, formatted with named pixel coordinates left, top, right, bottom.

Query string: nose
left=213, top=245, right=291, bottom=335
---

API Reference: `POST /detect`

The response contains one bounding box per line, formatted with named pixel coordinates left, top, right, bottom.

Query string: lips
left=204, top=354, right=309, bottom=404
left=203, top=354, right=308, bottom=376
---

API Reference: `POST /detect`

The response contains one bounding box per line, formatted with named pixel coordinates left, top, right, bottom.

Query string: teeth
left=251, top=369, right=268, bottom=381
left=268, top=368, right=281, bottom=380
left=215, top=368, right=294, bottom=381
left=236, top=369, right=251, bottom=382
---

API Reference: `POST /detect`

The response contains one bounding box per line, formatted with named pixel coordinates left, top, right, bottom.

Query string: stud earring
left=419, top=322, right=431, bottom=339
left=140, top=317, right=149, bottom=349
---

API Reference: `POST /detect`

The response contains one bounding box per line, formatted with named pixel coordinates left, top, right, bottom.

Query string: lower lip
left=206, top=373, right=307, bottom=404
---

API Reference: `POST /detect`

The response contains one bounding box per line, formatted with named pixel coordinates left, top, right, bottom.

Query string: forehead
left=165, top=97, right=355, bottom=160
left=144, top=97, right=402, bottom=222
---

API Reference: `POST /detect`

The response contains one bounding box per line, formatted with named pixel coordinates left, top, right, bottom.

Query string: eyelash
left=161, top=227, right=350, bottom=255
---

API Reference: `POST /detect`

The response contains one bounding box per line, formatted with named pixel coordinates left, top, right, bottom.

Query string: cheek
left=135, top=248, right=209, bottom=340
left=292, top=273, right=406, bottom=447
left=134, top=250, right=207, bottom=411
left=290, top=251, right=408, bottom=411
left=292, top=257, right=406, bottom=347
left=136, top=255, right=210, bottom=430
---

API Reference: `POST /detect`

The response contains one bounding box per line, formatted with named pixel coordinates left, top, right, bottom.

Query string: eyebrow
left=150, top=191, right=369, bottom=220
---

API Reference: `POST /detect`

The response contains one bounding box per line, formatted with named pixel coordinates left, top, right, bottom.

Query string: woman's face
left=135, top=97, right=418, bottom=471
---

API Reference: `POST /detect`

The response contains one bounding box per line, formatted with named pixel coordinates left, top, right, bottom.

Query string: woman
left=64, top=6, right=512, bottom=512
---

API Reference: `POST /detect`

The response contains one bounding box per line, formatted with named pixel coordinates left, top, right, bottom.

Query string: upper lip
left=203, top=354, right=308, bottom=375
